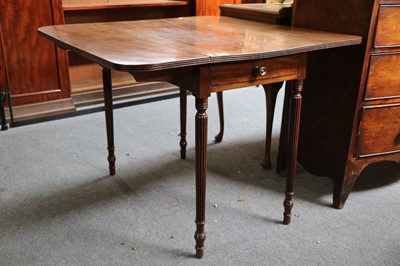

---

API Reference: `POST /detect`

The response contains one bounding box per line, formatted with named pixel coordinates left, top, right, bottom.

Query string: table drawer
left=374, top=5, right=400, bottom=48
left=365, top=53, right=400, bottom=100
left=356, top=104, right=400, bottom=157
left=210, top=55, right=300, bottom=90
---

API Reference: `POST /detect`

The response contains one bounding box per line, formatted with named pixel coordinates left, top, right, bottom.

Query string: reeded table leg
left=102, top=68, right=116, bottom=176
left=179, top=86, right=187, bottom=159
left=283, top=79, right=303, bottom=225
left=194, top=97, right=208, bottom=259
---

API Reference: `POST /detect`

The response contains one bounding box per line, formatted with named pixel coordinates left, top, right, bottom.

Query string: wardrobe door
left=0, top=0, right=69, bottom=105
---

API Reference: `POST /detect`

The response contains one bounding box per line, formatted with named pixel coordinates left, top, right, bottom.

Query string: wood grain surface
left=39, top=16, right=362, bottom=72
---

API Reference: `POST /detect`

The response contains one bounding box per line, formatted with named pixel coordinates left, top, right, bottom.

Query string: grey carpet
left=0, top=87, right=399, bottom=265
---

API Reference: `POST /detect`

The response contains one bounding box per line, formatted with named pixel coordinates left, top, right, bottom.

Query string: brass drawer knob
left=253, top=66, right=267, bottom=77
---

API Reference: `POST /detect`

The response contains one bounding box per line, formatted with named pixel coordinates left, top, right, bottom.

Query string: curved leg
left=194, top=97, right=208, bottom=259
left=283, top=79, right=303, bottom=225
left=262, top=82, right=283, bottom=169
left=276, top=81, right=292, bottom=176
left=214, top=91, right=224, bottom=143
left=179, top=86, right=187, bottom=159
left=102, top=68, right=116, bottom=176
left=333, top=161, right=363, bottom=209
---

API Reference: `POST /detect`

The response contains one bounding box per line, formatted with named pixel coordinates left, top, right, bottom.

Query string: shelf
left=5, top=98, right=76, bottom=122
left=71, top=81, right=179, bottom=107
left=63, top=0, right=188, bottom=11
left=71, top=76, right=140, bottom=94
left=221, top=3, right=293, bottom=16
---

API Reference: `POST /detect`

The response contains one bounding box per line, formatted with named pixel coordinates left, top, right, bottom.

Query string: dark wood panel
left=356, top=104, right=400, bottom=157
left=293, top=0, right=375, bottom=172
left=375, top=5, right=400, bottom=47
left=293, top=0, right=375, bottom=37
left=365, top=53, right=400, bottom=100
left=0, top=0, right=70, bottom=105
left=291, top=0, right=379, bottom=209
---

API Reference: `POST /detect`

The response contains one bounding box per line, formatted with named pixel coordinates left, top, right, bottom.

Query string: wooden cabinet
left=1, top=0, right=266, bottom=121
left=0, top=0, right=71, bottom=107
left=0, top=0, right=195, bottom=120
left=292, top=0, right=400, bottom=208
left=62, top=0, right=195, bottom=107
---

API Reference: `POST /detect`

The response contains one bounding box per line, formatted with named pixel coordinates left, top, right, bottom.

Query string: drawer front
left=211, top=55, right=300, bottom=90
left=356, top=104, right=400, bottom=157
left=365, top=53, right=400, bottom=100
left=374, top=5, right=400, bottom=48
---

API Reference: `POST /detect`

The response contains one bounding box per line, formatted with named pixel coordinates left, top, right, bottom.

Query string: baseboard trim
left=72, top=81, right=179, bottom=108
left=6, top=98, right=76, bottom=122
left=6, top=81, right=182, bottom=127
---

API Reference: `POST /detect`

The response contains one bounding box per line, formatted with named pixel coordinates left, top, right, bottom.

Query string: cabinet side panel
left=292, top=0, right=375, bottom=179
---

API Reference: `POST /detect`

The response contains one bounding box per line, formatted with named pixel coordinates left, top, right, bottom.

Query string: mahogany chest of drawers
left=292, top=0, right=400, bottom=208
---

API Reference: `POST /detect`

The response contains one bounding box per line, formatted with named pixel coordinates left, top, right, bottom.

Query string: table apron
left=210, top=54, right=305, bottom=92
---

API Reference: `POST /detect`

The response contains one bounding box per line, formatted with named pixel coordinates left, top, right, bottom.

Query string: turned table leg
left=283, top=79, right=303, bottom=225
left=194, top=97, right=208, bottom=259
left=102, top=68, right=116, bottom=176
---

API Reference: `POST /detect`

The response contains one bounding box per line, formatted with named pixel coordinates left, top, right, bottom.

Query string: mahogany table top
left=38, top=16, right=361, bottom=72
